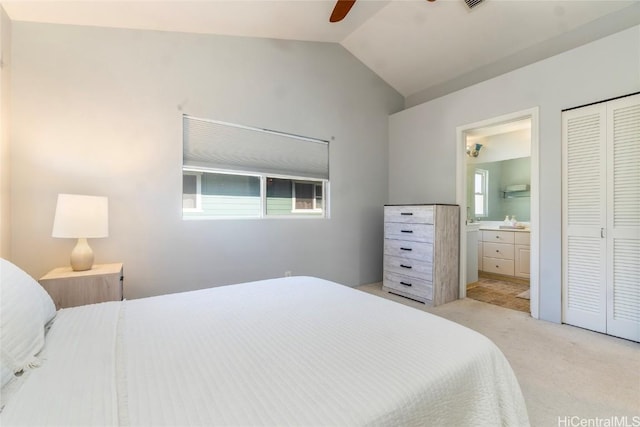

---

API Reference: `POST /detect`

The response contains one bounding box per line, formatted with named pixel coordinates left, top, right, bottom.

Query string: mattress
left=1, top=276, right=529, bottom=426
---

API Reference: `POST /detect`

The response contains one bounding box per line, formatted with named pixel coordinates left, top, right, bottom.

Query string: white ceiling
left=2, top=0, right=638, bottom=101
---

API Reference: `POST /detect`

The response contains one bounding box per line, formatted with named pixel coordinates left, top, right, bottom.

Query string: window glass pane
left=474, top=195, right=484, bottom=216
left=183, top=171, right=260, bottom=218
left=315, top=184, right=323, bottom=210
left=266, top=178, right=293, bottom=216
left=183, top=174, right=198, bottom=209
left=266, top=178, right=324, bottom=216
left=474, top=169, right=488, bottom=217
left=295, top=183, right=314, bottom=210
left=266, top=178, right=292, bottom=198
left=474, top=172, right=483, bottom=194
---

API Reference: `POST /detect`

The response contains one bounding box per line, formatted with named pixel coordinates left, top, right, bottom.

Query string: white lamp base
left=70, top=238, right=94, bottom=271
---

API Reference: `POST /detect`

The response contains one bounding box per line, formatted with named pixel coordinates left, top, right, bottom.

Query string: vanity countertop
left=471, top=220, right=530, bottom=232
left=479, top=225, right=530, bottom=232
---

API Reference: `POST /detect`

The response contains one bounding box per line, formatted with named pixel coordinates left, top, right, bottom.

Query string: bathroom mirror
left=464, top=122, right=531, bottom=223
left=466, top=157, right=530, bottom=221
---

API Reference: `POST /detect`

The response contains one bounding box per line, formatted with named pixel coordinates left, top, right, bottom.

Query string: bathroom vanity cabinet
left=480, top=229, right=530, bottom=279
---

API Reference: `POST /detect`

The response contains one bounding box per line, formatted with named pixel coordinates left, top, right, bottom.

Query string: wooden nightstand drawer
left=39, top=263, right=123, bottom=309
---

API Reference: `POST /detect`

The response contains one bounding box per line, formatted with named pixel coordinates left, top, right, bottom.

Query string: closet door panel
left=608, top=239, right=640, bottom=340
left=606, top=94, right=640, bottom=341
left=562, top=104, right=607, bottom=333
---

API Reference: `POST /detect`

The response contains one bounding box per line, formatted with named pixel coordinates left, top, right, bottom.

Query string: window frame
left=291, top=181, right=324, bottom=213
left=474, top=168, right=489, bottom=218
left=182, top=171, right=203, bottom=212
left=182, top=167, right=329, bottom=220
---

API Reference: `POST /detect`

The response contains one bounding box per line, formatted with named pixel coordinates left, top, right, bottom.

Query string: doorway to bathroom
left=456, top=108, right=540, bottom=318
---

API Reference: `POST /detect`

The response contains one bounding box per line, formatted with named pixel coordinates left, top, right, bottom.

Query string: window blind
left=183, top=115, right=329, bottom=180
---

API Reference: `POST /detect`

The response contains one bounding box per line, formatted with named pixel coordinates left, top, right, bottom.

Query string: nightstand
left=39, top=263, right=124, bottom=309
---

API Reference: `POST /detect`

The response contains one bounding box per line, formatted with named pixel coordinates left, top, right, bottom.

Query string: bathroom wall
left=466, top=129, right=530, bottom=164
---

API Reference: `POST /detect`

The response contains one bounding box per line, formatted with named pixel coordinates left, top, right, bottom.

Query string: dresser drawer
left=483, top=257, right=515, bottom=276
left=482, top=242, right=514, bottom=260
left=384, top=239, right=433, bottom=262
left=383, top=272, right=433, bottom=301
left=384, top=256, right=433, bottom=281
left=384, top=205, right=434, bottom=224
left=482, top=230, right=515, bottom=244
left=384, top=223, right=434, bottom=243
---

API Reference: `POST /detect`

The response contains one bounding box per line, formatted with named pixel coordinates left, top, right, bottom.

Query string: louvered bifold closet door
left=606, top=94, right=640, bottom=342
left=562, top=104, right=607, bottom=333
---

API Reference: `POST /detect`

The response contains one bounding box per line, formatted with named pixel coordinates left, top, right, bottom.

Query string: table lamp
left=52, top=194, right=109, bottom=271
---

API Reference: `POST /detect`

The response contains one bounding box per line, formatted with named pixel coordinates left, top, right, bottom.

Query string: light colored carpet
left=357, top=283, right=640, bottom=427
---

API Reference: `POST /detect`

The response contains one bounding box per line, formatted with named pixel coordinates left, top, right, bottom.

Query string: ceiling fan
left=330, top=0, right=484, bottom=23
left=330, top=0, right=436, bottom=23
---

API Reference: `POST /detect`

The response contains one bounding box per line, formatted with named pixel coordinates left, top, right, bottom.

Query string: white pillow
left=0, top=258, right=56, bottom=387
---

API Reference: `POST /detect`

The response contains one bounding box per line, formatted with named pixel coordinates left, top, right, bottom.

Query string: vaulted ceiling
left=2, top=0, right=638, bottom=104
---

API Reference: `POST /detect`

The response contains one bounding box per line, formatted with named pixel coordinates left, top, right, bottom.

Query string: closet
left=562, top=93, right=639, bottom=342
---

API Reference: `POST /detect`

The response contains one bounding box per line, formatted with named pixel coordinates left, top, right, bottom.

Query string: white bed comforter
left=1, top=277, right=529, bottom=426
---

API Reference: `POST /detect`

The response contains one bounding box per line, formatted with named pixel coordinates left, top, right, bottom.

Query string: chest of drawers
left=383, top=204, right=459, bottom=306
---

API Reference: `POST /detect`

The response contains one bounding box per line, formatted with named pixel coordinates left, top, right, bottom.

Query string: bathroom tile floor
left=466, top=274, right=530, bottom=313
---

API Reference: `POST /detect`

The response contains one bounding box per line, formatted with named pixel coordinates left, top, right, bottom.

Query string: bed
left=1, top=259, right=529, bottom=426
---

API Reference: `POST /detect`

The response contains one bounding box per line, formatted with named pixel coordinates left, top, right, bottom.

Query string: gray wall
left=10, top=22, right=403, bottom=298
left=389, top=25, right=640, bottom=322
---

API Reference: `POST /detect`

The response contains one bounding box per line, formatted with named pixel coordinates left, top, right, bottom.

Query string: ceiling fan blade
left=330, top=0, right=356, bottom=23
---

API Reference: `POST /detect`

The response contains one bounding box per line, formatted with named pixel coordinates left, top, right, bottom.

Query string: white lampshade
left=52, top=194, right=108, bottom=271
left=52, top=194, right=109, bottom=238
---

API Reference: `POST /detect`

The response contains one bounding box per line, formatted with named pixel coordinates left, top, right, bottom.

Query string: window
left=183, top=170, right=261, bottom=218
left=293, top=181, right=323, bottom=212
left=182, top=115, right=329, bottom=219
left=474, top=169, right=488, bottom=217
left=182, top=172, right=202, bottom=211
left=265, top=178, right=325, bottom=216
